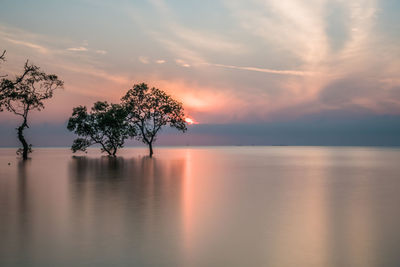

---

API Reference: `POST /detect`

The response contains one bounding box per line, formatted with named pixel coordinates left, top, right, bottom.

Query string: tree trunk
left=148, top=142, right=153, bottom=157
left=17, top=120, right=29, bottom=160
left=99, top=142, right=112, bottom=156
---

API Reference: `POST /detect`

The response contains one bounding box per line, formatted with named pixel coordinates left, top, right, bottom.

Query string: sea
left=1, top=146, right=400, bottom=267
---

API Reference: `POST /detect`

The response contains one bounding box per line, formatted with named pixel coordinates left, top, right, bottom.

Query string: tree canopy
left=67, top=101, right=135, bottom=156
left=121, top=83, right=187, bottom=157
left=0, top=61, right=63, bottom=159
left=1, top=50, right=189, bottom=159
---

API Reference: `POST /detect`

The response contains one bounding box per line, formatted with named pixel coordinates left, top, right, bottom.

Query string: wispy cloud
left=4, top=37, right=48, bottom=54
left=175, top=59, right=190, bottom=68
left=67, top=46, right=88, bottom=52
left=0, top=25, right=107, bottom=59
left=171, top=26, right=243, bottom=53
left=138, top=56, right=149, bottom=64
left=210, top=63, right=314, bottom=76
left=155, top=37, right=206, bottom=65
left=57, top=63, right=129, bottom=85
left=1, top=0, right=399, bottom=124
left=144, top=0, right=244, bottom=65
left=223, top=0, right=329, bottom=67
left=95, top=50, right=107, bottom=55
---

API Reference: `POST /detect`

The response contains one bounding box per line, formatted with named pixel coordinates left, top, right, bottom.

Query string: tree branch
left=0, top=50, right=5, bottom=62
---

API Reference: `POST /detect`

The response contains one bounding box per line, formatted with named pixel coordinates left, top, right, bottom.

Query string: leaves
left=121, top=83, right=187, bottom=146
left=0, top=61, right=64, bottom=116
left=71, top=138, right=92, bottom=153
left=67, top=101, right=135, bottom=156
left=0, top=59, right=63, bottom=159
left=70, top=83, right=188, bottom=157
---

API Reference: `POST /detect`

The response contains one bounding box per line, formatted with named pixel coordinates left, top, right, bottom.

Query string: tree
left=67, top=101, right=135, bottom=156
left=121, top=83, right=187, bottom=157
left=0, top=61, right=63, bottom=160
left=0, top=50, right=5, bottom=66
left=0, top=50, right=7, bottom=84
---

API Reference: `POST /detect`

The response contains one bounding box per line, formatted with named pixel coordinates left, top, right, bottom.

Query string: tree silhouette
left=67, top=101, right=135, bottom=156
left=121, top=83, right=187, bottom=157
left=0, top=61, right=63, bottom=160
left=0, top=50, right=6, bottom=83
left=0, top=50, right=5, bottom=63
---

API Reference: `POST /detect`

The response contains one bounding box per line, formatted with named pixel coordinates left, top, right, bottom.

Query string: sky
left=0, top=0, right=400, bottom=146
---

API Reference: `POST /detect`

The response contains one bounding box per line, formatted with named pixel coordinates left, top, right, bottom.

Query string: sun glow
left=185, top=117, right=196, bottom=125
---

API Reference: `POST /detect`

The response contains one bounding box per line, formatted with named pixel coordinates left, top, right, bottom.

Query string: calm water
left=1, top=147, right=400, bottom=267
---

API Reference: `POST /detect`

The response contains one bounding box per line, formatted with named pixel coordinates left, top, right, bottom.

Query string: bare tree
left=121, top=83, right=187, bottom=157
left=0, top=61, right=63, bottom=159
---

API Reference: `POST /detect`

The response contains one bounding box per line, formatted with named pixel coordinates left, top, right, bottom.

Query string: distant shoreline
left=1, top=145, right=400, bottom=149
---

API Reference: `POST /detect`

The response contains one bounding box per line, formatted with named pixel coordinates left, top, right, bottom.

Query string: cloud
left=318, top=75, right=400, bottom=114
left=214, top=0, right=400, bottom=115
left=138, top=56, right=149, bottom=64
left=145, top=0, right=244, bottom=66
left=175, top=59, right=190, bottom=68
left=155, top=37, right=206, bottom=65
left=4, top=37, right=48, bottom=54
left=57, top=63, right=129, bottom=85
left=171, top=26, right=244, bottom=53
left=210, top=63, right=314, bottom=76
left=95, top=50, right=107, bottom=55
left=67, top=45, right=107, bottom=55
left=67, top=46, right=88, bottom=52
left=2, top=0, right=399, bottom=126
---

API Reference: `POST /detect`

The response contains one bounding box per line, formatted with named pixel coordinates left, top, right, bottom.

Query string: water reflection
left=16, top=161, right=31, bottom=263
left=1, top=147, right=400, bottom=266
left=68, top=156, right=187, bottom=266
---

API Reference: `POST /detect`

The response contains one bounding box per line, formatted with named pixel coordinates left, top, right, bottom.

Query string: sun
left=185, top=117, right=195, bottom=125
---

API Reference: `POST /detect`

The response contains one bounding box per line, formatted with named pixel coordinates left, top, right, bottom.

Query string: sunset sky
left=1, top=0, right=400, bottom=146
